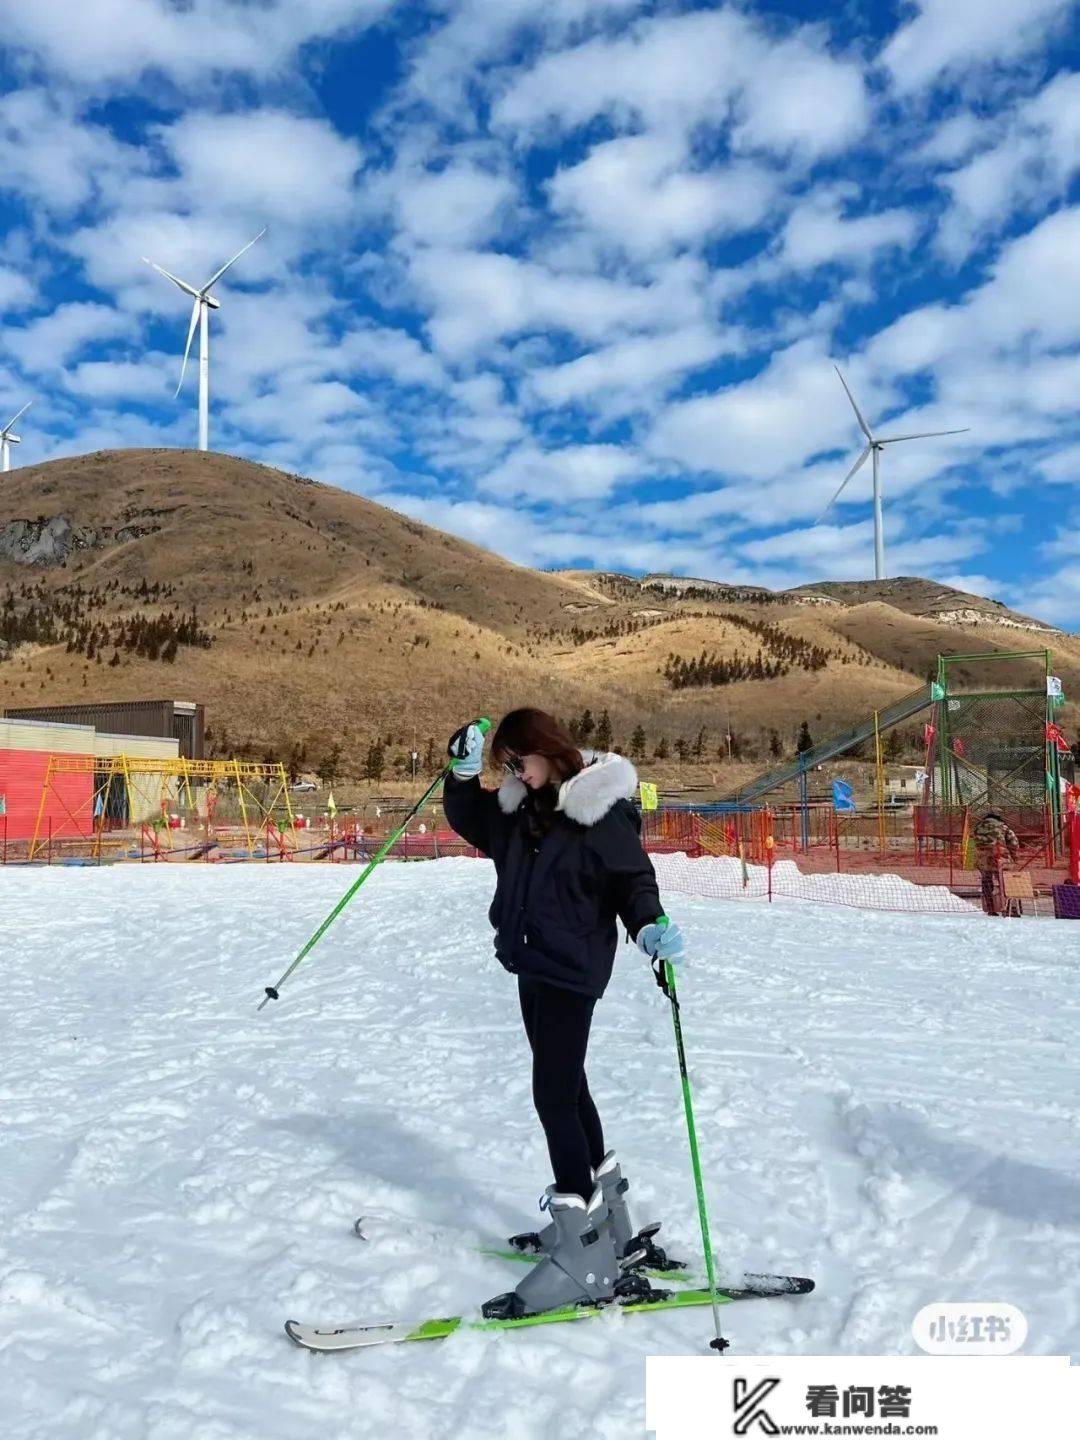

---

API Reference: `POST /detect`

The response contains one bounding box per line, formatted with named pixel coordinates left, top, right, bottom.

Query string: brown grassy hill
left=786, top=577, right=1054, bottom=631
left=1, top=449, right=1076, bottom=779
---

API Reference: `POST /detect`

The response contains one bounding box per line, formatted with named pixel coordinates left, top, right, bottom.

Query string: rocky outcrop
left=0, top=515, right=100, bottom=566
left=0, top=506, right=174, bottom=566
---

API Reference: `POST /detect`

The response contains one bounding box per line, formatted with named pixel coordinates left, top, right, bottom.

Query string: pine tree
left=654, top=735, right=669, bottom=760
left=596, top=709, right=612, bottom=750
left=796, top=720, right=814, bottom=755
left=769, top=730, right=782, bottom=759
left=578, top=708, right=595, bottom=742
left=321, top=742, right=344, bottom=787
left=363, top=742, right=384, bottom=782
left=630, top=724, right=647, bottom=759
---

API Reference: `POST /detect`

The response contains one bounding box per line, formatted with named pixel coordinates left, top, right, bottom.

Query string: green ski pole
left=258, top=717, right=491, bottom=1011
left=652, top=920, right=729, bottom=1354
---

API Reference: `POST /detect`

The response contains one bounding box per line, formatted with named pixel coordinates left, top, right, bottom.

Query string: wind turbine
left=1, top=401, right=32, bottom=472
left=821, top=365, right=968, bottom=581
left=142, top=228, right=265, bottom=452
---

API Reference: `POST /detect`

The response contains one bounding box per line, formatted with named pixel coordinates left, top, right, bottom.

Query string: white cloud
left=376, top=487, right=740, bottom=575
left=737, top=520, right=988, bottom=581
left=730, top=34, right=869, bottom=159
left=934, top=573, right=1001, bottom=599
left=5, top=302, right=129, bottom=374
left=65, top=355, right=175, bottom=400
left=0, top=88, right=148, bottom=215
left=336, top=324, right=448, bottom=390
left=866, top=205, right=1080, bottom=379
left=934, top=71, right=1080, bottom=260
left=228, top=380, right=374, bottom=440
left=161, top=110, right=363, bottom=226
left=493, top=9, right=868, bottom=159
left=528, top=325, right=738, bottom=412
left=913, top=111, right=989, bottom=166
left=406, top=247, right=706, bottom=357
left=400, top=0, right=640, bottom=115
left=547, top=134, right=777, bottom=258
left=648, top=339, right=853, bottom=480
left=778, top=196, right=920, bottom=271
left=1041, top=528, right=1075, bottom=560
left=1008, top=564, right=1080, bottom=628
left=1039, top=446, right=1080, bottom=486
left=477, top=443, right=645, bottom=501
left=0, top=266, right=37, bottom=312
left=883, top=0, right=1073, bottom=94
left=402, top=371, right=529, bottom=474
left=5, top=0, right=394, bottom=89
left=738, top=519, right=877, bottom=564
left=388, top=161, right=515, bottom=248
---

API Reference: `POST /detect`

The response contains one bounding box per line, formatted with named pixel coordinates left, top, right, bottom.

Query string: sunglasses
left=504, top=754, right=525, bottom=777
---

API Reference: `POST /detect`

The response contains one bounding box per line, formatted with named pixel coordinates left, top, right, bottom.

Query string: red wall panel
left=0, top=750, right=93, bottom=842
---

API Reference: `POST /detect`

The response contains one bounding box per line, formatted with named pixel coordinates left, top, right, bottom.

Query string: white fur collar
left=496, top=750, right=639, bottom=826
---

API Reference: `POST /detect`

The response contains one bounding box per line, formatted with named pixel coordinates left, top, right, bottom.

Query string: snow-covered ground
left=2, top=859, right=1078, bottom=1439
left=652, top=850, right=977, bottom=912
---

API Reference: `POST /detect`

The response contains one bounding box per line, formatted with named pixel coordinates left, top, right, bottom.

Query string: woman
left=443, top=708, right=685, bottom=1318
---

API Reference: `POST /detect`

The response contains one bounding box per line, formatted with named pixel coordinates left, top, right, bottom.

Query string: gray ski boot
left=593, top=1151, right=683, bottom=1273
left=592, top=1150, right=635, bottom=1258
left=484, top=1185, right=618, bottom=1319
left=508, top=1150, right=645, bottom=1259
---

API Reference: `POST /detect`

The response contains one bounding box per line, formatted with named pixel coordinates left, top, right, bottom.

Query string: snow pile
left=1, top=861, right=1076, bottom=1439
left=652, top=850, right=976, bottom=913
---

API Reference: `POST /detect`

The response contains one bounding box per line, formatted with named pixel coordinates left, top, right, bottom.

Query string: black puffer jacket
left=443, top=752, right=662, bottom=999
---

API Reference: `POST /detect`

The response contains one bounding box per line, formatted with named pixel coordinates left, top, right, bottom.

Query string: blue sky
left=1, top=0, right=1078, bottom=625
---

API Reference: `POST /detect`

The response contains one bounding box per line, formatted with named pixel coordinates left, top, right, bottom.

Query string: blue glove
left=635, top=917, right=686, bottom=966
left=447, top=723, right=486, bottom=779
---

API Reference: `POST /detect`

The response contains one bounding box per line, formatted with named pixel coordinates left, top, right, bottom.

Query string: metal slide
left=724, top=683, right=938, bottom=805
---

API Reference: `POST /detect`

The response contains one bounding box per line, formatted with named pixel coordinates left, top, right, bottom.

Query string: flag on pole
left=326, top=790, right=337, bottom=818
left=831, top=780, right=856, bottom=813
left=639, top=781, right=658, bottom=812
left=1046, top=722, right=1071, bottom=754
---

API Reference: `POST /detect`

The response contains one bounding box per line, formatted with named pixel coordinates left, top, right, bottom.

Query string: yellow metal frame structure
left=30, top=756, right=296, bottom=862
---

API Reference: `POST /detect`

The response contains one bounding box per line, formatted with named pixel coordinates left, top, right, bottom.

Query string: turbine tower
left=1, top=401, right=32, bottom=472
left=143, top=229, right=265, bottom=452
left=822, top=365, right=968, bottom=581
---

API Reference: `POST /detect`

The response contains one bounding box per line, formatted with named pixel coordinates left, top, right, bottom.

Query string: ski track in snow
left=1, top=860, right=1078, bottom=1439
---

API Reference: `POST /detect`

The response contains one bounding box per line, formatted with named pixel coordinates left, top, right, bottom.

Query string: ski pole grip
left=475, top=717, right=491, bottom=734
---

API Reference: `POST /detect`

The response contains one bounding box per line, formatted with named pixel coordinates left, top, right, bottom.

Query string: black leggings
left=518, top=975, right=605, bottom=1203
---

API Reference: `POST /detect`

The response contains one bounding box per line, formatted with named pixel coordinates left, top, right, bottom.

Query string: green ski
left=285, top=1276, right=815, bottom=1353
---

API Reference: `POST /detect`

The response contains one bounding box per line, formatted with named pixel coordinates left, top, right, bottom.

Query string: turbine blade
left=834, top=364, right=874, bottom=441
left=3, top=400, right=32, bottom=431
left=201, top=227, right=266, bottom=293
left=818, top=445, right=871, bottom=520
left=176, top=297, right=201, bottom=396
left=878, top=428, right=970, bottom=444
left=142, top=257, right=200, bottom=298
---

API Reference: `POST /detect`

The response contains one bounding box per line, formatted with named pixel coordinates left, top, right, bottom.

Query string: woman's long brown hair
left=491, top=708, right=584, bottom=784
